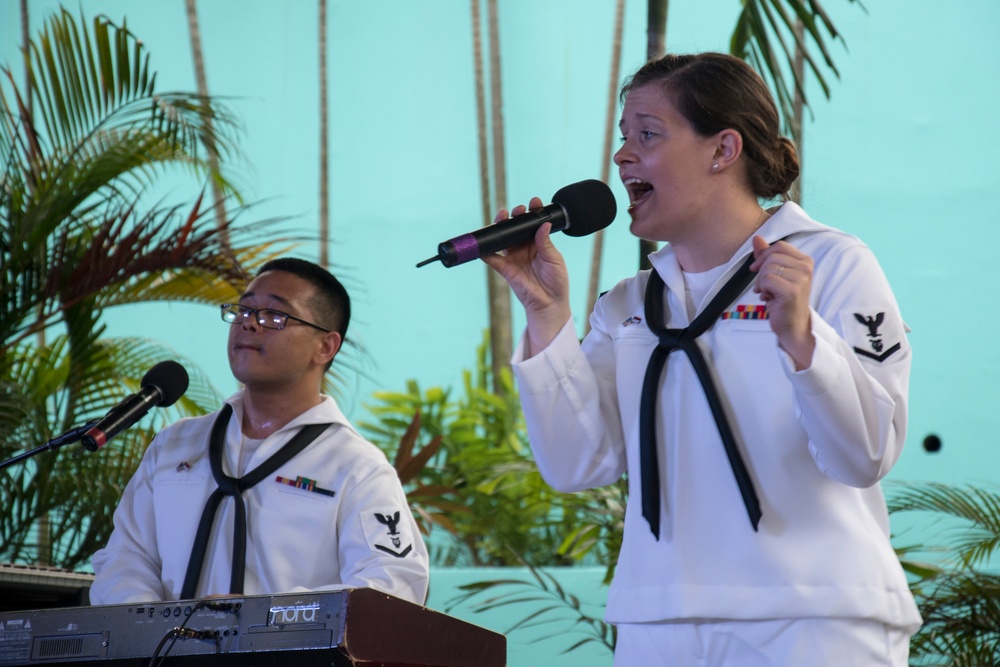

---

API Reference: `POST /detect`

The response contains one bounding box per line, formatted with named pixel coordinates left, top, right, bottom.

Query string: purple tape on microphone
left=450, top=234, right=480, bottom=264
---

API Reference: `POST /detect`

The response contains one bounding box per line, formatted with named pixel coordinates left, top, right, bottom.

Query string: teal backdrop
left=2, top=1, right=998, bottom=665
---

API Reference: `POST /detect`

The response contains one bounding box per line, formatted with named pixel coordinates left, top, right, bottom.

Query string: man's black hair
left=256, top=257, right=350, bottom=340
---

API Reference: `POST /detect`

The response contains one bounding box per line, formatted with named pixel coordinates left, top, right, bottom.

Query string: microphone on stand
left=80, top=360, right=189, bottom=451
left=417, top=179, right=617, bottom=268
left=0, top=361, right=189, bottom=471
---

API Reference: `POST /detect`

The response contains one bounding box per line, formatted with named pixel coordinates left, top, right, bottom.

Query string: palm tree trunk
left=584, top=0, right=627, bottom=333
left=20, top=0, right=31, bottom=127
left=647, top=0, right=668, bottom=59
left=485, top=0, right=512, bottom=391
left=318, top=0, right=330, bottom=267
left=184, top=0, right=230, bottom=248
left=20, top=0, right=52, bottom=569
left=639, top=0, right=669, bottom=271
left=789, top=18, right=805, bottom=205
left=471, top=0, right=492, bottom=255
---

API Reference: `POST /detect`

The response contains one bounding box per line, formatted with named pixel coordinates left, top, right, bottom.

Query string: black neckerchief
left=180, top=403, right=331, bottom=599
left=640, top=253, right=763, bottom=540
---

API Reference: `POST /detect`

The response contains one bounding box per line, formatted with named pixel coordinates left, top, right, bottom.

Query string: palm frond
left=888, top=482, right=1000, bottom=569
left=730, top=0, right=862, bottom=129
left=908, top=569, right=1000, bottom=665
left=446, top=562, right=614, bottom=656
left=887, top=481, right=1000, bottom=663
left=0, top=8, right=286, bottom=569
left=0, top=335, right=221, bottom=567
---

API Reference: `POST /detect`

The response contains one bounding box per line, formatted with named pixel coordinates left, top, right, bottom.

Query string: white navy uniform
left=91, top=390, right=429, bottom=605
left=511, top=202, right=921, bottom=663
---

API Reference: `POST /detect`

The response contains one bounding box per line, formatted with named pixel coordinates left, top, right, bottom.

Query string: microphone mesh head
left=142, top=360, right=190, bottom=407
left=551, top=180, right=617, bottom=237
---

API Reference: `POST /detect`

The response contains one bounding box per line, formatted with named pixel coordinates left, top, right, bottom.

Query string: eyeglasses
left=220, top=304, right=331, bottom=332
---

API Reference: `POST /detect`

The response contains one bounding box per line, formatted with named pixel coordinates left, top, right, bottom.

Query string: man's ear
left=315, top=331, right=343, bottom=367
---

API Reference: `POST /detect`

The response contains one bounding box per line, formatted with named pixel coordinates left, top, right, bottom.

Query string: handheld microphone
left=80, top=360, right=189, bottom=451
left=417, top=179, right=617, bottom=268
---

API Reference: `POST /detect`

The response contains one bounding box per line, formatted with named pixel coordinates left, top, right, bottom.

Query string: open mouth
left=623, top=177, right=653, bottom=211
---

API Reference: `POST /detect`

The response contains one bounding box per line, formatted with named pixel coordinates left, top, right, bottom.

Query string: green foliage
left=362, top=332, right=625, bottom=572
left=448, top=564, right=615, bottom=658
left=907, top=571, right=1000, bottom=666
left=0, top=336, right=221, bottom=569
left=731, top=0, right=864, bottom=130
left=0, top=8, right=285, bottom=568
left=888, top=483, right=1000, bottom=665
left=362, top=332, right=625, bottom=658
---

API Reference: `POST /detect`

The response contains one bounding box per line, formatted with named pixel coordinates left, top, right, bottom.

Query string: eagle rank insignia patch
left=366, top=510, right=414, bottom=558
left=847, top=310, right=903, bottom=363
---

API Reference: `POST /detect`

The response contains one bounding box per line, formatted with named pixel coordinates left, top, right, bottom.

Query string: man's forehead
left=239, top=288, right=293, bottom=307
left=240, top=271, right=313, bottom=305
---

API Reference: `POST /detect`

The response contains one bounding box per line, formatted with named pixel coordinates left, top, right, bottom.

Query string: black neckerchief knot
left=180, top=403, right=331, bottom=599
left=639, top=253, right=763, bottom=540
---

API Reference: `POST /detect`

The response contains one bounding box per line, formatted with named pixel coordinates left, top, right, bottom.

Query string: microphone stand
left=0, top=420, right=99, bottom=471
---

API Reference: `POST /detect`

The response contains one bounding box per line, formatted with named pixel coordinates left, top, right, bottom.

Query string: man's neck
left=240, top=385, right=324, bottom=439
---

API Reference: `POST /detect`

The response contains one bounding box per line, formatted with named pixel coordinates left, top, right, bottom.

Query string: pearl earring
left=712, top=163, right=719, bottom=172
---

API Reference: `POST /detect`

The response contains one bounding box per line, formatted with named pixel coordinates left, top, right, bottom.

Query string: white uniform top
left=90, top=390, right=429, bottom=605
left=512, top=202, right=921, bottom=631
